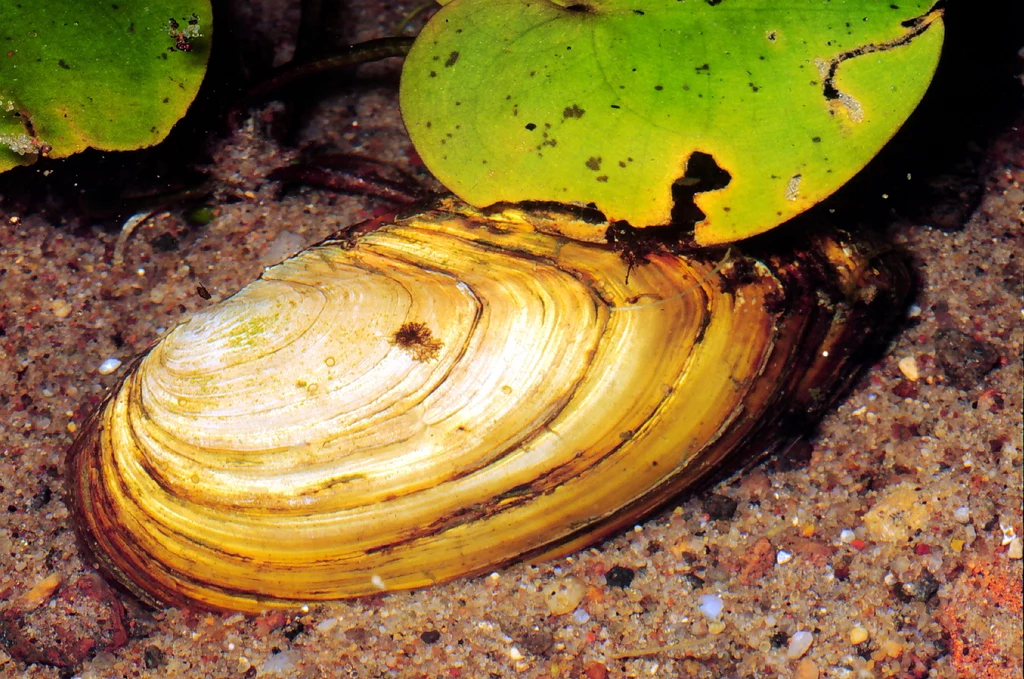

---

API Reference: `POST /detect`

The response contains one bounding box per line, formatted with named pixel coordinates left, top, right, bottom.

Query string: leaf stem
left=246, top=37, right=415, bottom=102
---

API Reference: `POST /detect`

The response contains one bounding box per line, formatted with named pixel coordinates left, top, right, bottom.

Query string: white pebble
left=222, top=613, right=245, bottom=626
left=509, top=646, right=524, bottom=661
left=370, top=574, right=387, bottom=590
left=572, top=608, right=590, bottom=625
left=776, top=550, right=793, bottom=565
left=787, top=630, right=814, bottom=659
left=315, top=617, right=338, bottom=633
left=953, top=506, right=971, bottom=523
left=839, top=529, right=856, bottom=544
left=1008, top=538, right=1023, bottom=560
left=897, top=356, right=919, bottom=381
left=262, top=230, right=307, bottom=266
left=1000, top=524, right=1017, bottom=545
left=97, top=358, right=122, bottom=375
left=698, top=594, right=723, bottom=620
left=261, top=650, right=298, bottom=675
left=542, top=576, right=587, bottom=615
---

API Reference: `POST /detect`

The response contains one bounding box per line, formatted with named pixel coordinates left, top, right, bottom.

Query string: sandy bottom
left=1, top=3, right=1021, bottom=678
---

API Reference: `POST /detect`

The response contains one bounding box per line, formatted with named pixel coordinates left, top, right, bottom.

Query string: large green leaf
left=401, top=0, right=943, bottom=244
left=1, top=1, right=212, bottom=173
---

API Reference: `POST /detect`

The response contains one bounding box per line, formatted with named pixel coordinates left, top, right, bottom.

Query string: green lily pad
left=400, top=0, right=943, bottom=244
left=1, top=1, right=212, bottom=173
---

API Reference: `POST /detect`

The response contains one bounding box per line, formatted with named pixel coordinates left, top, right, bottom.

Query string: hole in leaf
left=671, top=151, right=731, bottom=228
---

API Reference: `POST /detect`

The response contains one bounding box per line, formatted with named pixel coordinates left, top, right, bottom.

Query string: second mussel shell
left=68, top=197, right=908, bottom=612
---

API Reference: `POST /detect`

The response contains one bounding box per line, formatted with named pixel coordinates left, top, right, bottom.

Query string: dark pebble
left=29, top=484, right=52, bottom=511
left=934, top=329, right=1000, bottom=391
left=282, top=620, right=305, bottom=641
left=891, top=380, right=919, bottom=399
left=1001, top=262, right=1023, bottom=296
left=770, top=631, right=789, bottom=648
left=680, top=573, right=705, bottom=589
left=605, top=565, right=635, bottom=589
left=908, top=168, right=983, bottom=232
left=149, top=233, right=181, bottom=253
left=703, top=494, right=738, bottom=521
left=517, top=628, right=554, bottom=655
left=344, top=626, right=368, bottom=643
left=891, top=421, right=920, bottom=440
left=833, top=556, right=853, bottom=582
left=419, top=630, right=441, bottom=644
left=892, top=571, right=940, bottom=603
left=143, top=644, right=166, bottom=669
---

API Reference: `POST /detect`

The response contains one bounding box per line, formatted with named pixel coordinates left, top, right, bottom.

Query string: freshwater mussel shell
left=68, top=197, right=908, bottom=611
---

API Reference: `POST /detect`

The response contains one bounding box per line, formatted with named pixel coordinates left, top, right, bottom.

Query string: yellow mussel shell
left=68, top=197, right=908, bottom=612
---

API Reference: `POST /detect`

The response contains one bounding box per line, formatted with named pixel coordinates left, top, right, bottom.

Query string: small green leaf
left=1, top=1, right=212, bottom=173
left=400, top=0, right=943, bottom=244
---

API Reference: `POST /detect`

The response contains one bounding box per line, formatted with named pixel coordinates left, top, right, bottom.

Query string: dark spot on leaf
left=585, top=157, right=602, bottom=171
left=429, top=70, right=436, bottom=77
left=563, top=104, right=585, bottom=119
left=819, top=12, right=937, bottom=103
left=654, top=84, right=663, bottom=91
left=695, top=63, right=710, bottom=72
left=632, top=9, right=645, bottom=15
left=525, top=122, right=537, bottom=131
left=58, top=59, right=70, bottom=70
left=671, top=151, right=732, bottom=228
left=391, top=322, right=443, bottom=362
left=596, top=175, right=609, bottom=182
left=564, top=3, right=594, bottom=12
left=610, top=104, right=620, bottom=109
left=812, top=136, right=821, bottom=143
left=444, top=51, right=459, bottom=67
